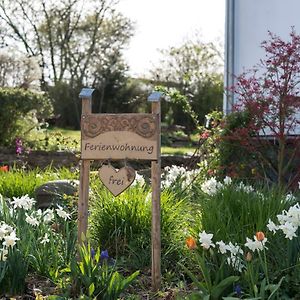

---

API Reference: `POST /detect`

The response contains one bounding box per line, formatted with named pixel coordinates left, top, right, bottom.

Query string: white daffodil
left=36, top=209, right=43, bottom=217
left=3, top=231, right=19, bottom=248
left=286, top=204, right=300, bottom=227
left=43, top=209, right=55, bottom=223
left=25, top=214, right=39, bottom=227
left=201, top=177, right=223, bottom=195
left=132, top=173, right=145, bottom=186
left=0, top=223, right=13, bottom=239
left=182, top=169, right=200, bottom=189
left=227, top=255, right=244, bottom=273
left=245, top=237, right=258, bottom=252
left=267, top=219, right=278, bottom=233
left=56, top=205, right=71, bottom=220
left=0, top=226, right=6, bottom=240
left=285, top=193, right=296, bottom=202
left=40, top=233, right=50, bottom=245
left=236, top=182, right=254, bottom=193
left=279, top=222, right=297, bottom=240
left=245, top=236, right=267, bottom=252
left=162, top=165, right=200, bottom=189
left=216, top=240, right=227, bottom=254
left=11, top=195, right=36, bottom=210
left=226, top=242, right=244, bottom=256
left=199, top=230, right=215, bottom=249
left=223, top=176, right=232, bottom=185
left=277, top=211, right=289, bottom=225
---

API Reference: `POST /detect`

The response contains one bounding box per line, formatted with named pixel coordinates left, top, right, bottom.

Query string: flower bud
left=256, top=231, right=265, bottom=241
left=246, top=251, right=252, bottom=262
left=186, top=236, right=197, bottom=250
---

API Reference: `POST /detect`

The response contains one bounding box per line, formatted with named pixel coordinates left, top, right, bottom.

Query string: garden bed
left=1, top=165, right=300, bottom=299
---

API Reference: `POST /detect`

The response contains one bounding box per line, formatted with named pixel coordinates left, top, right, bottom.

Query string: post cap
left=147, top=91, right=164, bottom=102
left=79, top=88, right=95, bottom=99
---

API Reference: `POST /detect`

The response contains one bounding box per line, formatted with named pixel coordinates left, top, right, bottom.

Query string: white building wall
left=225, top=0, right=300, bottom=113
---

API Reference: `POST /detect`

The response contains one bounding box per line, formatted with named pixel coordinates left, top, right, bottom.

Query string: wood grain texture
left=78, top=98, right=91, bottom=245
left=151, top=101, right=161, bottom=291
left=81, top=114, right=158, bottom=139
left=98, top=165, right=136, bottom=196
left=81, top=114, right=159, bottom=160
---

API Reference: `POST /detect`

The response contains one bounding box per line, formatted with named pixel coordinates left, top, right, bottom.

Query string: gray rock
left=35, top=179, right=79, bottom=208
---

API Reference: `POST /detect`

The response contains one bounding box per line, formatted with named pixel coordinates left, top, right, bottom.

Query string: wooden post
left=148, top=92, right=162, bottom=291
left=78, top=88, right=94, bottom=244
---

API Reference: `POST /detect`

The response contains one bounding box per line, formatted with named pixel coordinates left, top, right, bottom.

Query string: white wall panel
left=224, top=0, right=300, bottom=134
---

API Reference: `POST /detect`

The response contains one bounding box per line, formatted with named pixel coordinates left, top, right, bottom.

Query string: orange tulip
left=186, top=236, right=197, bottom=250
left=0, top=165, right=9, bottom=172
left=256, top=231, right=265, bottom=241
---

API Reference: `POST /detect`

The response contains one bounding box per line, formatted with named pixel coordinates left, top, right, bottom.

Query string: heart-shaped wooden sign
left=98, top=165, right=136, bottom=196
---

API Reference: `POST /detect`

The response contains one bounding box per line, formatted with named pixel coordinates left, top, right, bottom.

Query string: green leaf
left=259, top=278, right=266, bottom=300
left=182, top=293, right=209, bottom=300
left=267, top=276, right=284, bottom=300
left=88, top=282, right=95, bottom=296
left=180, top=263, right=208, bottom=295
left=211, top=276, right=239, bottom=299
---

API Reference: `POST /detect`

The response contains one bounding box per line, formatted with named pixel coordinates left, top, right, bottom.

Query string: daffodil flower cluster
left=162, top=165, right=200, bottom=189
left=197, top=196, right=300, bottom=274
left=0, top=222, right=19, bottom=261
left=267, top=203, right=300, bottom=240
left=245, top=235, right=268, bottom=252
left=198, top=230, right=268, bottom=273
left=7, top=195, right=72, bottom=244
left=200, top=176, right=232, bottom=195
left=56, top=205, right=71, bottom=221
left=11, top=194, right=36, bottom=210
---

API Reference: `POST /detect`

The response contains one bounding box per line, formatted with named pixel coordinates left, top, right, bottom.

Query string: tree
left=223, top=30, right=300, bottom=188
left=151, top=38, right=223, bottom=131
left=0, top=0, right=133, bottom=89
left=0, top=52, right=40, bottom=89
left=0, top=87, right=53, bottom=145
left=0, top=0, right=134, bottom=128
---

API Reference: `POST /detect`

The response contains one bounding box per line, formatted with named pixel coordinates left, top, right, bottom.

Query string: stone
left=35, top=179, right=79, bottom=208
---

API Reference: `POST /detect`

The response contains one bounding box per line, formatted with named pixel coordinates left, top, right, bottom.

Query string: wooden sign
left=98, top=165, right=136, bottom=196
left=81, top=114, right=159, bottom=160
left=78, top=89, right=163, bottom=292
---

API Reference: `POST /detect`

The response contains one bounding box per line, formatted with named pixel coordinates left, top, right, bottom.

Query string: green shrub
left=0, top=87, right=53, bottom=146
left=190, top=179, right=290, bottom=245
left=89, top=182, right=189, bottom=271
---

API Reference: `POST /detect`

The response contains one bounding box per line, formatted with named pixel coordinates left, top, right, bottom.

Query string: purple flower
left=100, top=250, right=109, bottom=261
left=234, top=284, right=242, bottom=297
left=15, top=138, right=23, bottom=155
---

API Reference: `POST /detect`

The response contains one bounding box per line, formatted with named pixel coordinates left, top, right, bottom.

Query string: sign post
left=78, top=88, right=94, bottom=244
left=148, top=92, right=162, bottom=291
left=78, top=89, right=163, bottom=291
